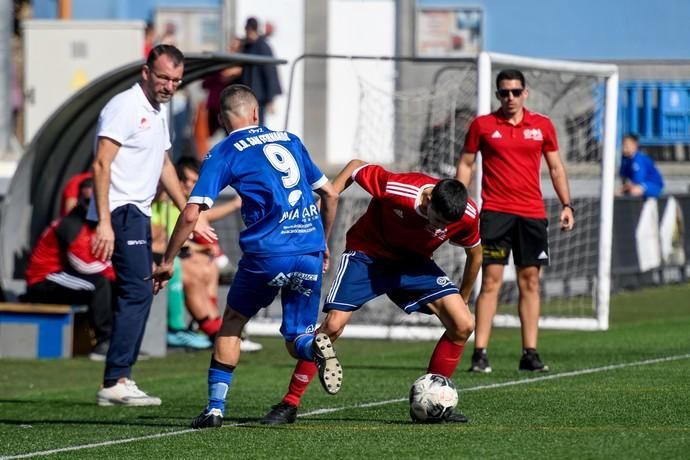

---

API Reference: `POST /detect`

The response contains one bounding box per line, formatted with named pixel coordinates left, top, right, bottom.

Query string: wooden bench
left=0, top=303, right=90, bottom=359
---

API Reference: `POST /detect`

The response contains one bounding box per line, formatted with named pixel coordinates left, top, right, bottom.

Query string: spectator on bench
left=22, top=178, right=114, bottom=361
left=153, top=157, right=262, bottom=352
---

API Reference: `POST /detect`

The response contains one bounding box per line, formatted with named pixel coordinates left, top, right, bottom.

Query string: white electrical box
left=23, top=20, right=145, bottom=144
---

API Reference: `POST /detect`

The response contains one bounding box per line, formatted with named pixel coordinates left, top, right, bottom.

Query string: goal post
left=479, top=52, right=619, bottom=331
left=245, top=52, right=618, bottom=339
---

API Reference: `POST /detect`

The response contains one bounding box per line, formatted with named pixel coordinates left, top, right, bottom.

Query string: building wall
left=416, top=0, right=690, bottom=60
left=33, top=0, right=221, bottom=21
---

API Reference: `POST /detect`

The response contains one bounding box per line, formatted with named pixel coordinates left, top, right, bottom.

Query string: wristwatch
left=562, top=203, right=574, bottom=212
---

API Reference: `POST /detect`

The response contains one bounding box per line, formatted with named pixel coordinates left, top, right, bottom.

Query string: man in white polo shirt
left=90, top=44, right=216, bottom=406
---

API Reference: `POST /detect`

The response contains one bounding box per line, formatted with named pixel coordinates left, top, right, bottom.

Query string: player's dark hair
left=496, top=69, right=526, bottom=89
left=623, top=132, right=640, bottom=143
left=245, top=17, right=259, bottom=32
left=78, top=177, right=93, bottom=190
left=430, top=179, right=468, bottom=222
left=220, top=84, right=258, bottom=114
left=146, top=44, right=184, bottom=69
left=175, top=156, right=201, bottom=181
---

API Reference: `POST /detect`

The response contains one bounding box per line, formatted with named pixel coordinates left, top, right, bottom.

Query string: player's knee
left=518, top=272, right=540, bottom=293
left=284, top=341, right=299, bottom=359
left=320, top=314, right=346, bottom=341
left=447, top=316, right=474, bottom=343
left=481, top=275, right=502, bottom=295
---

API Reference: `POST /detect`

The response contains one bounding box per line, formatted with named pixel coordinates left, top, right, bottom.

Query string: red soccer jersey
left=462, top=109, right=559, bottom=219
left=25, top=211, right=114, bottom=286
left=345, top=164, right=480, bottom=261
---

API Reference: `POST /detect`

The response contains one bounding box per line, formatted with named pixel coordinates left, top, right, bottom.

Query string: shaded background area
left=0, top=52, right=285, bottom=292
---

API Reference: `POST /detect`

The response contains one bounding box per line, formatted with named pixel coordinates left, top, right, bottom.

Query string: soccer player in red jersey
left=262, top=159, right=483, bottom=424
left=456, top=69, right=575, bottom=374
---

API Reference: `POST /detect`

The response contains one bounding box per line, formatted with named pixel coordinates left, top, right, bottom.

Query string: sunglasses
left=497, top=88, right=524, bottom=98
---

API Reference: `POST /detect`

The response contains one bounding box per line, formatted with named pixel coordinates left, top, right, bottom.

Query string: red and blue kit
left=463, top=109, right=558, bottom=219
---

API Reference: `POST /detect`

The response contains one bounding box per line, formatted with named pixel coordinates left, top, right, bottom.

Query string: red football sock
left=426, top=333, right=464, bottom=378
left=199, top=316, right=222, bottom=337
left=283, top=360, right=318, bottom=407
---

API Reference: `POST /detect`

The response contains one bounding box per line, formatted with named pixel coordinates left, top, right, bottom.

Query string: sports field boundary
left=3, top=352, right=690, bottom=459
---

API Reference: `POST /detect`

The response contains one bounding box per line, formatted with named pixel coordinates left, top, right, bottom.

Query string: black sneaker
left=468, top=350, right=492, bottom=373
left=191, top=408, right=223, bottom=429
left=518, top=349, right=550, bottom=372
left=410, top=407, right=469, bottom=424
left=312, top=333, right=342, bottom=395
left=261, top=401, right=298, bottom=425
left=442, top=408, right=469, bottom=423
left=88, top=341, right=109, bottom=362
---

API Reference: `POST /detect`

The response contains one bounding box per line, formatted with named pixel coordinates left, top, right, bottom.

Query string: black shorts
left=480, top=210, right=549, bottom=266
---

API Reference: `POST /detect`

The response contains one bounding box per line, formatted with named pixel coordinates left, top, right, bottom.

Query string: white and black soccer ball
left=409, top=373, right=458, bottom=422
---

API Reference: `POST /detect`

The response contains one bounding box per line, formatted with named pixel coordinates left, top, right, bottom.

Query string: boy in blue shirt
left=619, top=133, right=664, bottom=199
left=151, top=84, right=340, bottom=428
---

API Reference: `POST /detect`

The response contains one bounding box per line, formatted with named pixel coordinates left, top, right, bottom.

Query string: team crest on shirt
left=523, top=128, right=543, bottom=141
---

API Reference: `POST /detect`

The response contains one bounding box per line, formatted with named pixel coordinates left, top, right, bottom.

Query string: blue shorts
left=324, top=251, right=459, bottom=315
left=227, top=252, right=323, bottom=341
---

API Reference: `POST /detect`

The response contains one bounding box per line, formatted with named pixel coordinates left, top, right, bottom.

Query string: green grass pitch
left=2, top=284, right=690, bottom=459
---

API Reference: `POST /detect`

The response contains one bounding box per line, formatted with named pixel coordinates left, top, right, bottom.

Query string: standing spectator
left=618, top=133, right=664, bottom=199
left=23, top=178, right=113, bottom=361
left=262, top=160, right=482, bottom=425
left=150, top=84, right=339, bottom=429
left=241, top=17, right=282, bottom=125
left=143, top=22, right=156, bottom=58
left=456, top=69, right=575, bottom=373
left=201, top=37, right=244, bottom=141
left=90, top=44, right=216, bottom=406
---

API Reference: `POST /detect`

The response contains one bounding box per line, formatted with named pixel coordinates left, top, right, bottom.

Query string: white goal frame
left=244, top=51, right=619, bottom=339
left=478, top=52, right=618, bottom=331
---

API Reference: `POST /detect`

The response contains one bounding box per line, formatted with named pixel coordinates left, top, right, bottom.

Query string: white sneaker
left=97, top=379, right=162, bottom=406
left=240, top=337, right=263, bottom=352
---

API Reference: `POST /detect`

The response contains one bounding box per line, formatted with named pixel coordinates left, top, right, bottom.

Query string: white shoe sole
left=97, top=397, right=162, bottom=407
left=313, top=333, right=342, bottom=395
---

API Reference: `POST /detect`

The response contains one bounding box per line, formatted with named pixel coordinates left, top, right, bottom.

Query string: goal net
left=245, top=52, right=618, bottom=339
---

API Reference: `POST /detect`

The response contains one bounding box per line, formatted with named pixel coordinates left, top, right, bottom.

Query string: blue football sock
left=294, top=334, right=315, bottom=361
left=207, top=368, right=233, bottom=414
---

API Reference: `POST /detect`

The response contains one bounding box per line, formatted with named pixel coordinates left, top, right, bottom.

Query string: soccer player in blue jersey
left=150, top=84, right=340, bottom=429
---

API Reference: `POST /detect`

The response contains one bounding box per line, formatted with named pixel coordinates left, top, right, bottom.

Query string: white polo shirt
left=88, top=83, right=171, bottom=219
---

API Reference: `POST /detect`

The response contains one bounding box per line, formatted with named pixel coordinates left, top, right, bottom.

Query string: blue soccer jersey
left=189, top=126, right=328, bottom=256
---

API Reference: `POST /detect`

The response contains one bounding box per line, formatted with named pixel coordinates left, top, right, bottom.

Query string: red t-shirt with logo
left=463, top=109, right=559, bottom=218
left=345, top=164, right=480, bottom=261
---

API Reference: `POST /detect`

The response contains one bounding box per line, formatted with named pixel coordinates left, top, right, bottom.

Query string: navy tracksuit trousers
left=104, top=204, right=154, bottom=382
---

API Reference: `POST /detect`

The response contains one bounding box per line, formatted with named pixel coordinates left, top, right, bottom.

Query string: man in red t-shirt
left=456, top=69, right=575, bottom=374
left=262, top=159, right=483, bottom=425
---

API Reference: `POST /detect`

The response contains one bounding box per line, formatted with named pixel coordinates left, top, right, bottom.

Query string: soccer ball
left=408, top=373, right=458, bottom=422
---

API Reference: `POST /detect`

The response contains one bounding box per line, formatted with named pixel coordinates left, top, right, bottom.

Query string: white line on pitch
left=3, top=352, right=690, bottom=459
